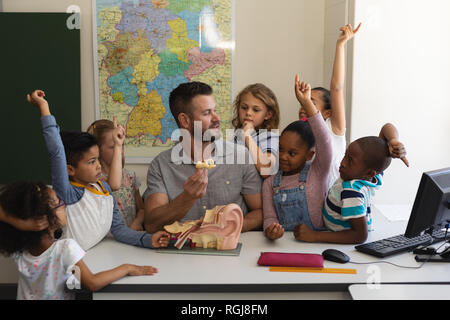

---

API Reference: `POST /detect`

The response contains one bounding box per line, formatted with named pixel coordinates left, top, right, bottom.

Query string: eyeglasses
left=53, top=199, right=66, bottom=209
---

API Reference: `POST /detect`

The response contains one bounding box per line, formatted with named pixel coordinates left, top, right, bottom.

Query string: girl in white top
left=0, top=181, right=165, bottom=300
left=298, top=23, right=361, bottom=189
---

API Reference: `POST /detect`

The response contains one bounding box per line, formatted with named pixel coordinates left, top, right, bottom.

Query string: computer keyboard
left=355, top=229, right=448, bottom=258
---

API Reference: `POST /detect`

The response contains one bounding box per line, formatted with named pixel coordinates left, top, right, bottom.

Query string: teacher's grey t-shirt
left=143, top=139, right=262, bottom=221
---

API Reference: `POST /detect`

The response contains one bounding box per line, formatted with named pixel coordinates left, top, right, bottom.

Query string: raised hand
left=112, top=116, right=126, bottom=147
left=27, top=90, right=50, bottom=116
left=294, top=74, right=312, bottom=104
left=337, top=23, right=361, bottom=45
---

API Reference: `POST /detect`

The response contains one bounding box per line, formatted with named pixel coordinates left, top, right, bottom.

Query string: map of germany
left=95, top=0, right=233, bottom=155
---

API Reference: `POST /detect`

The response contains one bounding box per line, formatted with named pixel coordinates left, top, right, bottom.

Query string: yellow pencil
left=269, top=266, right=357, bottom=274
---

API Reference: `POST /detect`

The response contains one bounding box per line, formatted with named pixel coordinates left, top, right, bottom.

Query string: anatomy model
left=195, top=158, right=216, bottom=170
left=164, top=204, right=243, bottom=250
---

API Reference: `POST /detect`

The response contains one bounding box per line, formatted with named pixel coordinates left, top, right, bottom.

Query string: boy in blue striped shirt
left=294, top=123, right=409, bottom=244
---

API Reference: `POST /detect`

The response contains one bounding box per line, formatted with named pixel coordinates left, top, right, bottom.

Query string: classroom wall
left=0, top=0, right=327, bottom=284
left=323, top=0, right=352, bottom=142
left=350, top=0, right=450, bottom=206
left=1, top=0, right=326, bottom=194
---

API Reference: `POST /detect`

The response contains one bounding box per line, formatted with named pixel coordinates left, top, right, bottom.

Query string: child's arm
left=27, top=90, right=79, bottom=202
left=107, top=183, right=170, bottom=248
left=240, top=125, right=277, bottom=178
left=262, top=177, right=284, bottom=239
left=129, top=187, right=145, bottom=231
left=76, top=259, right=157, bottom=292
left=379, top=123, right=409, bottom=167
left=0, top=204, right=48, bottom=231
left=294, top=217, right=368, bottom=244
left=107, top=117, right=125, bottom=191
left=329, top=23, right=361, bottom=136
left=241, top=193, right=263, bottom=232
left=294, top=75, right=319, bottom=117
left=296, top=75, right=333, bottom=179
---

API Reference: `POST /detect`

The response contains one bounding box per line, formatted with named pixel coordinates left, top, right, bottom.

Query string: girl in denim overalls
left=262, top=77, right=332, bottom=240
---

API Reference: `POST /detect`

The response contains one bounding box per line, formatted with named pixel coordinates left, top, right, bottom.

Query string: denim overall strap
left=272, top=163, right=315, bottom=231
left=273, top=170, right=283, bottom=188
left=298, top=162, right=310, bottom=183
left=273, top=163, right=310, bottom=188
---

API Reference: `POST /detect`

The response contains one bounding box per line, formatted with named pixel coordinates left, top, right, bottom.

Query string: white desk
left=349, top=284, right=450, bottom=300
left=83, top=209, right=450, bottom=300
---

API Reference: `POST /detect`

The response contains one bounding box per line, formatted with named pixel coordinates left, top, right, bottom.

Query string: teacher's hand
left=183, top=168, right=208, bottom=200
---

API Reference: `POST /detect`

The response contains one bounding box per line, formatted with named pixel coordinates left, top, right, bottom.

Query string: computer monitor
left=405, top=167, right=450, bottom=238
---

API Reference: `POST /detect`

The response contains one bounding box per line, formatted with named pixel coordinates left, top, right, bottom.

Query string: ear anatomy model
left=195, top=158, right=216, bottom=170
left=164, top=204, right=243, bottom=250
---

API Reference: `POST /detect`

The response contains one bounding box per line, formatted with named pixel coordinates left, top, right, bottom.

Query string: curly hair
left=0, top=181, right=60, bottom=256
left=232, top=83, right=280, bottom=131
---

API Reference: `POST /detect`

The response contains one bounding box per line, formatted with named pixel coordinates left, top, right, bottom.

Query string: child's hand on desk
left=126, top=265, right=158, bottom=276
left=388, top=138, right=409, bottom=167
left=264, top=222, right=284, bottom=240
left=293, top=224, right=317, bottom=242
left=151, top=231, right=170, bottom=248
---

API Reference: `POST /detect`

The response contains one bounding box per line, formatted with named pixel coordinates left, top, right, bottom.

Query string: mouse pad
left=157, top=242, right=242, bottom=256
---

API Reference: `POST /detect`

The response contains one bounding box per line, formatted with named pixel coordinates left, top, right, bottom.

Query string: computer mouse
left=321, top=249, right=350, bottom=264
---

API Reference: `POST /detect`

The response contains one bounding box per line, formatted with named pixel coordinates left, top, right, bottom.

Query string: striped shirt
left=233, top=129, right=279, bottom=155
left=323, top=174, right=383, bottom=232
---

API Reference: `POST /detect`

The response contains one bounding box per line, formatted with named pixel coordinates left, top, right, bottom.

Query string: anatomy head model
left=164, top=204, right=243, bottom=250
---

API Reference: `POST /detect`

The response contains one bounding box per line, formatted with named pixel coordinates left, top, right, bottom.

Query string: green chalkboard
left=0, top=13, right=81, bottom=185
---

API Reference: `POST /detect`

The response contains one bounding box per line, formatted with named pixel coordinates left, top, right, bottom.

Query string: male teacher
left=143, top=81, right=263, bottom=233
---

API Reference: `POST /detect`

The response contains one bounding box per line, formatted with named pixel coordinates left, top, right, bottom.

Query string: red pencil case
left=257, top=252, right=324, bottom=268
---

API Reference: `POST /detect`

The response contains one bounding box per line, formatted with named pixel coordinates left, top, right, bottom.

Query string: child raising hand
left=263, top=77, right=332, bottom=240
left=295, top=123, right=409, bottom=244
left=26, top=89, right=170, bottom=251
left=299, top=23, right=361, bottom=189
left=87, top=119, right=145, bottom=231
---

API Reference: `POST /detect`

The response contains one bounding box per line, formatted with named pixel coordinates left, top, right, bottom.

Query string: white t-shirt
left=63, top=183, right=114, bottom=250
left=325, top=118, right=346, bottom=190
left=13, top=239, right=85, bottom=300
